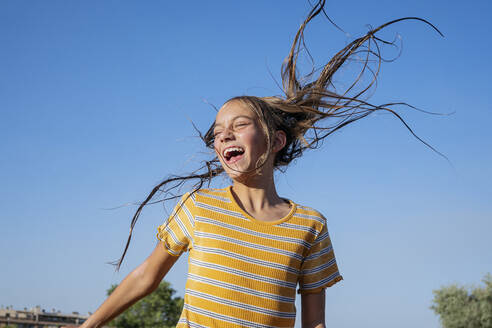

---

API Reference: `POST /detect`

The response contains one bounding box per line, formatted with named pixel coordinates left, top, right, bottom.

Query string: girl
left=80, top=1, right=444, bottom=327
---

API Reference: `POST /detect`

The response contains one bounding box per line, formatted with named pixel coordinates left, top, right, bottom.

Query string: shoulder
left=295, top=203, right=326, bottom=225
left=292, top=202, right=328, bottom=237
left=188, top=187, right=231, bottom=205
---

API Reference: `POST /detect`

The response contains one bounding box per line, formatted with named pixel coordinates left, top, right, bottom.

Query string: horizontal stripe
left=177, top=318, right=208, bottom=328
left=164, top=225, right=186, bottom=247
left=187, top=289, right=296, bottom=318
left=174, top=213, right=193, bottom=243
left=194, top=245, right=300, bottom=274
left=196, top=216, right=310, bottom=248
left=201, top=188, right=228, bottom=193
left=195, top=202, right=247, bottom=220
left=181, top=202, right=195, bottom=228
left=193, top=245, right=299, bottom=274
left=187, top=273, right=295, bottom=303
left=313, top=230, right=329, bottom=244
left=301, top=271, right=341, bottom=290
left=183, top=304, right=279, bottom=328
left=189, top=258, right=297, bottom=289
left=163, top=242, right=180, bottom=256
left=195, top=231, right=303, bottom=261
left=296, top=205, right=317, bottom=212
left=277, top=222, right=318, bottom=235
left=301, top=258, right=336, bottom=275
left=292, top=212, right=325, bottom=225
left=305, top=244, right=333, bottom=261
left=196, top=190, right=231, bottom=203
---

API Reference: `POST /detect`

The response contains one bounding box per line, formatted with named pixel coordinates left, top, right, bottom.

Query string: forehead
left=215, top=100, right=256, bottom=126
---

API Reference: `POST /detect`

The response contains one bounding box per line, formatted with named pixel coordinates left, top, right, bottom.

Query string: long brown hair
left=112, top=0, right=449, bottom=270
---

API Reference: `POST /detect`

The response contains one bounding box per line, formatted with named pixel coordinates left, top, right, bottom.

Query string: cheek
left=241, top=130, right=262, bottom=153
left=250, top=130, right=268, bottom=153
left=213, top=142, right=223, bottom=162
left=213, top=138, right=221, bottom=154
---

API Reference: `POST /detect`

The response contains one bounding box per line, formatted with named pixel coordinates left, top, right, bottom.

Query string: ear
left=272, top=130, right=287, bottom=153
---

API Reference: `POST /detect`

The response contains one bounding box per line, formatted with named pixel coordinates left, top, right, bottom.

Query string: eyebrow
left=213, top=115, right=254, bottom=128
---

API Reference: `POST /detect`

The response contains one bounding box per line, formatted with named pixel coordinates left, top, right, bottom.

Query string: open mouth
left=222, top=146, right=245, bottom=163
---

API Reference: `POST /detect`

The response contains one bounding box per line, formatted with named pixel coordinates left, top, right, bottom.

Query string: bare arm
left=301, top=289, right=326, bottom=328
left=80, top=244, right=179, bottom=328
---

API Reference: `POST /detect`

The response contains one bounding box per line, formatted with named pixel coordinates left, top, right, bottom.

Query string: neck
left=231, top=172, right=284, bottom=211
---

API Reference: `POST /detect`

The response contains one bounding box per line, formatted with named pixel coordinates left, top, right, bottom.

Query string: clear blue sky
left=1, top=1, right=491, bottom=327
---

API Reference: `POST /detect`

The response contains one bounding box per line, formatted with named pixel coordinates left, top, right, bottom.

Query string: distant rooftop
left=0, top=305, right=89, bottom=328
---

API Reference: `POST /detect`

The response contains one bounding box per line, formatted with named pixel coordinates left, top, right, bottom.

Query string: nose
left=218, top=127, right=235, bottom=143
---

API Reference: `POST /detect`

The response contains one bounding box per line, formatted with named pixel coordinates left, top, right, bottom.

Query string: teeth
left=223, top=146, right=244, bottom=157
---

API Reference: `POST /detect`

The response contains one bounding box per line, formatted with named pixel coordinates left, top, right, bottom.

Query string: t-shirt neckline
left=226, top=185, right=297, bottom=226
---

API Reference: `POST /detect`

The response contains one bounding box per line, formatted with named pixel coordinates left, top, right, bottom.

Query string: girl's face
left=213, top=100, right=271, bottom=181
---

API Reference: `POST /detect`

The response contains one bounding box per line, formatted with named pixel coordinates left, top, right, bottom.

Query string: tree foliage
left=107, top=281, right=183, bottom=328
left=431, top=273, right=492, bottom=328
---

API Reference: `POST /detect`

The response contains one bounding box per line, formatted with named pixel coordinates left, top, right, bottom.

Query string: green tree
left=431, top=273, right=492, bottom=328
left=107, top=281, right=184, bottom=328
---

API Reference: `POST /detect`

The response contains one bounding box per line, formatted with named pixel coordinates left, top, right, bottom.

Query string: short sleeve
left=156, top=192, right=196, bottom=257
left=298, top=223, right=343, bottom=294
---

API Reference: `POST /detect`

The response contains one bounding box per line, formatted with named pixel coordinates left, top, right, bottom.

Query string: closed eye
left=234, top=122, right=249, bottom=129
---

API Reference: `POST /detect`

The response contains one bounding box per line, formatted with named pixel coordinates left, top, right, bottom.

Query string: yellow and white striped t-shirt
left=157, top=186, right=342, bottom=328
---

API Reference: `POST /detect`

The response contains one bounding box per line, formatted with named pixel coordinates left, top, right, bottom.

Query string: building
left=0, top=306, right=88, bottom=328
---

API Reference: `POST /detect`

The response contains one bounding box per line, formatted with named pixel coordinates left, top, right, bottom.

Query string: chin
left=226, top=168, right=264, bottom=184
left=220, top=157, right=263, bottom=182
left=224, top=170, right=248, bottom=182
